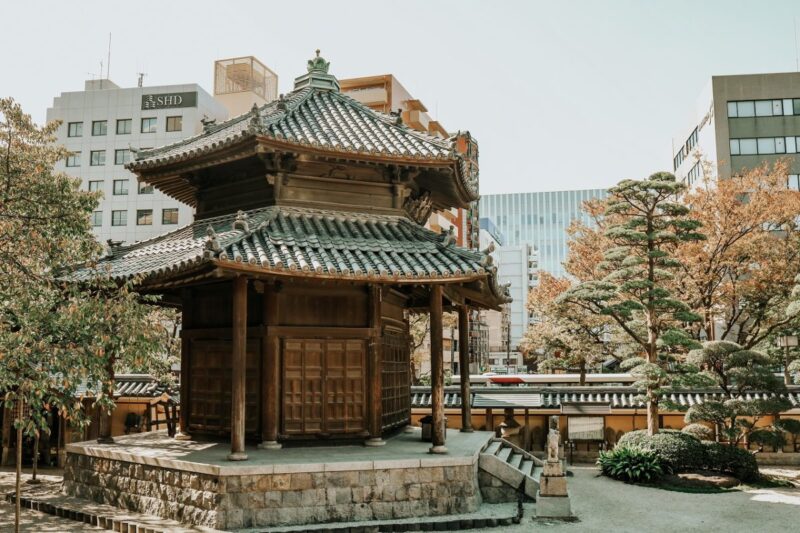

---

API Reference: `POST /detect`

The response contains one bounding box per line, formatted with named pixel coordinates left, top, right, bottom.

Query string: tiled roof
left=129, top=86, right=477, bottom=200
left=410, top=386, right=800, bottom=411
left=75, top=374, right=173, bottom=400
left=73, top=206, right=511, bottom=304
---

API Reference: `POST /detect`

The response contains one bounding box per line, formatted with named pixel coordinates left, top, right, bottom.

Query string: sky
left=3, top=0, right=800, bottom=194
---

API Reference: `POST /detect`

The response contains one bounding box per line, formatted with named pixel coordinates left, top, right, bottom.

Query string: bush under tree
left=597, top=446, right=664, bottom=483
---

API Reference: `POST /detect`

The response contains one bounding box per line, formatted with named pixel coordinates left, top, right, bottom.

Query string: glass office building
left=480, top=189, right=608, bottom=278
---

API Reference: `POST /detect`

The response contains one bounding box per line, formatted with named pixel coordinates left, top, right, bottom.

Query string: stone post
left=536, top=416, right=571, bottom=518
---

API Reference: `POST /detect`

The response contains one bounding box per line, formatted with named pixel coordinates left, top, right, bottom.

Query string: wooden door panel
left=281, top=338, right=366, bottom=436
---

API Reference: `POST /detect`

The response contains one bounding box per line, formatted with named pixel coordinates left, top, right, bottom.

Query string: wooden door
left=188, top=338, right=261, bottom=434
left=282, top=339, right=366, bottom=436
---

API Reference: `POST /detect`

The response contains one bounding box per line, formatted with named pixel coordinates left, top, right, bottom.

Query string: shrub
left=617, top=429, right=706, bottom=472
left=749, top=428, right=786, bottom=452
left=682, top=423, right=713, bottom=441
left=704, top=442, right=759, bottom=482
left=597, top=447, right=664, bottom=483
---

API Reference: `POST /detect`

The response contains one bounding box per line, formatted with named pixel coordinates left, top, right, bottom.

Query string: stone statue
left=547, top=428, right=560, bottom=463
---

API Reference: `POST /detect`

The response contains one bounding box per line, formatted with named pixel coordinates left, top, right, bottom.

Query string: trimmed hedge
left=616, top=429, right=759, bottom=482
left=704, top=442, right=759, bottom=482
left=617, top=430, right=706, bottom=472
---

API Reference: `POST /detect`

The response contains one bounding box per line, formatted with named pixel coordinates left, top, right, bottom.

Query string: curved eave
left=128, top=135, right=478, bottom=209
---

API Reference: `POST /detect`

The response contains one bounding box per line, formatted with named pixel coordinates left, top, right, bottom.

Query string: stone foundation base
left=63, top=452, right=482, bottom=530
left=477, top=470, right=519, bottom=503
left=535, top=490, right=572, bottom=518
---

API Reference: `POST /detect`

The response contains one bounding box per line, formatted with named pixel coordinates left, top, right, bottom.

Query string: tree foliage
left=683, top=341, right=790, bottom=445
left=520, top=271, right=617, bottom=384
left=674, top=161, right=800, bottom=348
left=0, top=98, right=173, bottom=530
left=559, top=172, right=704, bottom=434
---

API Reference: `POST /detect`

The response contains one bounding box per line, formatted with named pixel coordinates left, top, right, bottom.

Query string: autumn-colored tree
left=520, top=272, right=617, bottom=384
left=559, top=172, right=704, bottom=435
left=674, top=161, right=800, bottom=348
left=0, top=98, right=171, bottom=531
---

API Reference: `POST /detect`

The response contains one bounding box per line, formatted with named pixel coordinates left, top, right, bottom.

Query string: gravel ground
left=479, top=466, right=800, bottom=533
left=0, top=467, right=105, bottom=531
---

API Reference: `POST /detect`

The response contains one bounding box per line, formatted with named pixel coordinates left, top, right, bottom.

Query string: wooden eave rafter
left=131, top=135, right=474, bottom=210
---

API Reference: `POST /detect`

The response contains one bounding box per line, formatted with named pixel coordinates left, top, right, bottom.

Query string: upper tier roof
left=128, top=51, right=479, bottom=207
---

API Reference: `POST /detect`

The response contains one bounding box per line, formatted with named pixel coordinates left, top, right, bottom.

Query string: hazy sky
left=3, top=0, right=800, bottom=193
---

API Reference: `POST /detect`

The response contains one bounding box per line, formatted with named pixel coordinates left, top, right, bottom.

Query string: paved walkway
left=486, top=466, right=800, bottom=533
left=0, top=468, right=105, bottom=531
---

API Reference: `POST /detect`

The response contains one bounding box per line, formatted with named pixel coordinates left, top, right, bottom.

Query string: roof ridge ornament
left=294, top=49, right=340, bottom=92
left=232, top=210, right=251, bottom=234
left=203, top=225, right=222, bottom=258
left=440, top=226, right=456, bottom=247
left=248, top=103, right=263, bottom=134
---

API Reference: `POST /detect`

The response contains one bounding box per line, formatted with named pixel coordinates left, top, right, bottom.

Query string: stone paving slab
left=66, top=428, right=493, bottom=476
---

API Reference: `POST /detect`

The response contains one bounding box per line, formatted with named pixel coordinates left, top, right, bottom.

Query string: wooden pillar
left=429, top=284, right=447, bottom=453
left=259, top=282, right=281, bottom=450
left=175, top=288, right=193, bottom=440
left=228, top=276, right=248, bottom=461
left=366, top=285, right=385, bottom=446
left=1, top=405, right=11, bottom=466
left=458, top=305, right=473, bottom=432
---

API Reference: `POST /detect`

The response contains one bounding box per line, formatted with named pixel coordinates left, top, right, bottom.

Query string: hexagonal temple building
left=64, top=52, right=517, bottom=530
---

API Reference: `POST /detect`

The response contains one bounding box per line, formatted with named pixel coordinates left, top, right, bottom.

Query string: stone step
left=6, top=492, right=219, bottom=533
left=260, top=502, right=526, bottom=532
left=495, top=445, right=512, bottom=464
left=508, top=452, right=523, bottom=470
left=520, top=459, right=534, bottom=477
left=483, top=440, right=502, bottom=456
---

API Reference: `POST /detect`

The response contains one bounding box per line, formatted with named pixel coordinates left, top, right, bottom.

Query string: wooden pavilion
left=75, top=51, right=510, bottom=460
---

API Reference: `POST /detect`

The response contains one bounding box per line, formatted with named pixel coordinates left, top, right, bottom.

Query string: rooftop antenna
left=137, top=72, right=146, bottom=88
left=795, top=18, right=799, bottom=72
left=107, top=32, right=112, bottom=80
left=99, top=60, right=104, bottom=89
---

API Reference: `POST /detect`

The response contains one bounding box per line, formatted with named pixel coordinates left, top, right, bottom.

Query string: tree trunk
left=579, top=359, right=586, bottom=386
left=646, top=387, right=660, bottom=436
left=15, top=400, right=22, bottom=533
left=785, top=347, right=792, bottom=386
left=30, top=433, right=39, bottom=483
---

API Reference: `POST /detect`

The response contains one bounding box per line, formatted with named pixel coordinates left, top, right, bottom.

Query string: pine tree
left=559, top=172, right=704, bottom=435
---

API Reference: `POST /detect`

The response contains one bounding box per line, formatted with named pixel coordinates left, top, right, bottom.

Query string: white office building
left=47, top=79, right=228, bottom=244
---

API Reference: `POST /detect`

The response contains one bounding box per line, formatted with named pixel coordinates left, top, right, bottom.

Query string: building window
left=137, top=209, right=153, bottom=226
left=138, top=181, right=154, bottom=194
left=116, top=119, right=132, bottom=135
left=66, top=152, right=81, bottom=167
left=141, top=117, right=157, bottom=133
left=90, top=150, right=106, bottom=166
left=113, top=179, right=129, bottom=195
left=730, top=136, right=800, bottom=156
left=67, top=122, right=83, bottom=137
left=111, top=210, right=127, bottom=226
left=92, top=120, right=107, bottom=136
left=729, top=98, right=800, bottom=118
left=91, top=211, right=102, bottom=227
left=162, top=208, right=179, bottom=225
left=166, top=115, right=182, bottom=132
left=114, top=149, right=131, bottom=165
left=88, top=180, right=103, bottom=192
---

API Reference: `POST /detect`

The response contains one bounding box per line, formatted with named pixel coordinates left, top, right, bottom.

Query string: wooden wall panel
left=281, top=339, right=366, bottom=437
left=381, top=328, right=411, bottom=430
left=187, top=338, right=261, bottom=435
left=277, top=286, right=367, bottom=327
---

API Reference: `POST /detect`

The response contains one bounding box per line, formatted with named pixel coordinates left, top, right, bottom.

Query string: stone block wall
left=63, top=453, right=482, bottom=530
left=477, top=470, right=518, bottom=503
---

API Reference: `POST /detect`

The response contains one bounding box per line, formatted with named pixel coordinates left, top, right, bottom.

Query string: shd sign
left=141, top=92, right=197, bottom=110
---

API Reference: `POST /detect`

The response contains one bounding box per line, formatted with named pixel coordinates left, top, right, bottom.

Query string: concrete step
left=520, top=459, right=534, bottom=477
left=484, top=440, right=502, bottom=456
left=6, top=492, right=219, bottom=533
left=495, top=445, right=512, bottom=463
left=508, top=452, right=523, bottom=470
left=259, top=502, right=525, bottom=532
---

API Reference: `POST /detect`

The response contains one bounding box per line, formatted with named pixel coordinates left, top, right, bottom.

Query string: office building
left=480, top=189, right=608, bottom=278
left=47, top=78, right=228, bottom=244
left=672, top=72, right=800, bottom=188
left=495, top=243, right=537, bottom=360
